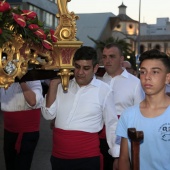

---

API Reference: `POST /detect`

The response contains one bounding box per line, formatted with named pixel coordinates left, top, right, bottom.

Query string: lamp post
left=137, top=0, right=141, bottom=55
left=136, top=0, right=141, bottom=76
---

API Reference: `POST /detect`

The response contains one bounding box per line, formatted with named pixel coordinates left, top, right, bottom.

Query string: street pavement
left=0, top=112, right=53, bottom=170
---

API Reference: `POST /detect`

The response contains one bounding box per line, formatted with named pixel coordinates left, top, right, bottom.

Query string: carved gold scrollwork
left=43, top=0, right=83, bottom=92
left=0, top=34, right=28, bottom=88
left=55, top=0, right=79, bottom=41
left=57, top=68, right=74, bottom=92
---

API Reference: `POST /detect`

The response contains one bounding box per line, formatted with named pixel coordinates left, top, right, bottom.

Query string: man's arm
left=41, top=78, right=61, bottom=120
left=20, top=82, right=36, bottom=107
left=118, top=137, right=130, bottom=170
left=103, top=90, right=119, bottom=170
left=46, top=79, right=61, bottom=108
left=103, top=90, right=119, bottom=157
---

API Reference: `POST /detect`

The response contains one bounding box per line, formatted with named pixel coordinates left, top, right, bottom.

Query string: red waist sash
left=53, top=128, right=103, bottom=169
left=52, top=128, right=100, bottom=159
left=3, top=109, right=41, bottom=153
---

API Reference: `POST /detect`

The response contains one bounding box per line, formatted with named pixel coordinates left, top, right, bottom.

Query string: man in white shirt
left=41, top=46, right=119, bottom=170
left=1, top=80, right=43, bottom=170
left=99, top=43, right=145, bottom=170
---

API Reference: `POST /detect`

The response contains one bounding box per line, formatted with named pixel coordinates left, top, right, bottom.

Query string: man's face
left=102, top=46, right=124, bottom=77
left=74, top=60, right=98, bottom=87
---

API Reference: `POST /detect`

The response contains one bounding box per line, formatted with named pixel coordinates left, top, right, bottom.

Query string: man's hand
left=113, top=158, right=119, bottom=170
left=49, top=78, right=61, bottom=88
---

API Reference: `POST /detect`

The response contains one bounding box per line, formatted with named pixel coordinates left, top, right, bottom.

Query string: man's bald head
left=122, top=61, right=132, bottom=69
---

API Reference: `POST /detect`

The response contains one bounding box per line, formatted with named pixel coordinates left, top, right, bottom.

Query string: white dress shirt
left=102, top=69, right=145, bottom=116
left=0, top=81, right=43, bottom=111
left=41, top=77, right=119, bottom=157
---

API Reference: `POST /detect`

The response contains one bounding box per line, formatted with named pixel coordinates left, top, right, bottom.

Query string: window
left=43, top=12, right=53, bottom=27
left=140, top=45, right=145, bottom=54
left=117, top=24, right=121, bottom=28
left=129, top=24, right=133, bottom=29
left=164, top=43, right=168, bottom=53
left=54, top=17, right=58, bottom=28
left=29, top=5, right=40, bottom=18
left=154, top=44, right=161, bottom=51
left=148, top=43, right=151, bottom=50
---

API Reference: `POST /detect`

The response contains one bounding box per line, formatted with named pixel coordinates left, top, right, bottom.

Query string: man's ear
left=94, top=64, right=99, bottom=74
left=121, top=56, right=124, bottom=64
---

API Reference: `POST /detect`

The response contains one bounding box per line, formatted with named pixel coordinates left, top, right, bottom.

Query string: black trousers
left=50, top=155, right=100, bottom=170
left=99, top=138, right=114, bottom=170
left=3, top=129, right=39, bottom=170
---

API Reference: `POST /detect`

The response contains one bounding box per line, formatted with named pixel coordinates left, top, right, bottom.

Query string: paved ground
left=0, top=112, right=53, bottom=170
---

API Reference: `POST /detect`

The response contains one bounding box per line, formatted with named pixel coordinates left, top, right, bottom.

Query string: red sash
left=98, top=126, right=106, bottom=139
left=52, top=128, right=103, bottom=170
left=3, top=109, right=41, bottom=153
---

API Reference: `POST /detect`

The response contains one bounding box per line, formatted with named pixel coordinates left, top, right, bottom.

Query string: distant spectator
left=122, top=60, right=135, bottom=75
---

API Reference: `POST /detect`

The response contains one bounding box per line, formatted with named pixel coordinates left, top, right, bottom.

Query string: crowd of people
left=0, top=44, right=170, bottom=170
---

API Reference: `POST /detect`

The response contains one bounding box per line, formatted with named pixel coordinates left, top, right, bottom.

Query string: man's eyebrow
left=151, top=67, right=161, bottom=70
left=74, top=63, right=91, bottom=68
left=84, top=66, right=91, bottom=68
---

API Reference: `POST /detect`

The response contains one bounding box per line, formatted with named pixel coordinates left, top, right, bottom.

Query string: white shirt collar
left=103, top=68, right=129, bottom=79
left=72, top=75, right=100, bottom=88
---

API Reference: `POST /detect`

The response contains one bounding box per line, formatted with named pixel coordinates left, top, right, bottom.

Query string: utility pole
left=138, top=0, right=141, bottom=56
left=136, top=0, right=141, bottom=76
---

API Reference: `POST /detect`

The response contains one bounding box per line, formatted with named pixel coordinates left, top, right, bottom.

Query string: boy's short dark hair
left=139, top=49, right=170, bottom=72
left=73, top=46, right=98, bottom=67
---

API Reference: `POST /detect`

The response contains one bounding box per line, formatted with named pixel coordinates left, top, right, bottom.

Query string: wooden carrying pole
left=128, top=128, right=144, bottom=170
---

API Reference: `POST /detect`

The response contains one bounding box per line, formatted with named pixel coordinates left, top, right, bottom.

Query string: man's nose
left=105, top=57, right=110, bottom=63
left=145, top=72, right=151, bottom=80
left=78, top=68, right=84, bottom=74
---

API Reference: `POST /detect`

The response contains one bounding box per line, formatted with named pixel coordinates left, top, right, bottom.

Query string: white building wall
left=140, top=18, right=170, bottom=35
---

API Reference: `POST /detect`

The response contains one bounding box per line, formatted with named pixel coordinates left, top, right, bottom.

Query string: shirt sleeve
left=116, top=114, right=128, bottom=139
left=103, top=90, right=120, bottom=157
left=41, top=94, right=58, bottom=120
left=41, top=84, right=61, bottom=120
left=26, top=81, right=43, bottom=109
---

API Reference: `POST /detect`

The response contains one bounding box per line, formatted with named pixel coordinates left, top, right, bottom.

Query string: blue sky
left=68, top=0, right=170, bottom=24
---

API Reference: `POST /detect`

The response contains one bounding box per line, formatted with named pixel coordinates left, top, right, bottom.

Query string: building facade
left=112, top=3, right=139, bottom=53
left=140, top=18, right=170, bottom=55
left=113, top=3, right=170, bottom=55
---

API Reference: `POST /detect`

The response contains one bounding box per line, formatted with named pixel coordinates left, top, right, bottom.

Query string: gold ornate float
left=0, top=0, right=83, bottom=91
left=42, top=0, right=83, bottom=91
